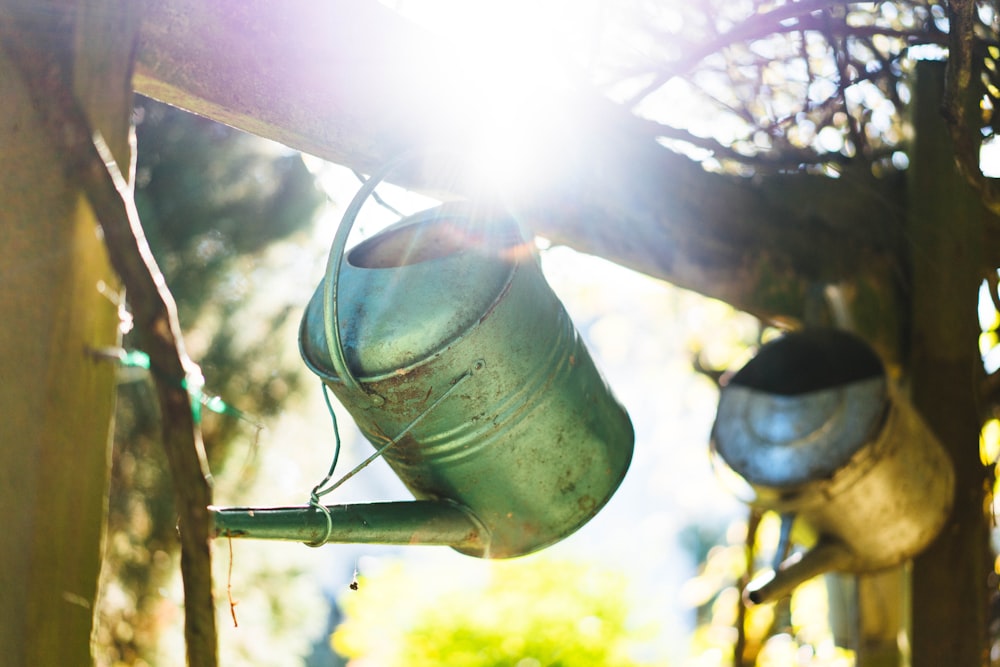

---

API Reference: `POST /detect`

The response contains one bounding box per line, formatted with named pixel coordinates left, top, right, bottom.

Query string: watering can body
left=711, top=329, right=954, bottom=602
left=297, top=202, right=634, bottom=558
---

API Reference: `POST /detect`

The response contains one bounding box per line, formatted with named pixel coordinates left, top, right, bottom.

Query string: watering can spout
left=210, top=500, right=489, bottom=554
left=745, top=539, right=852, bottom=606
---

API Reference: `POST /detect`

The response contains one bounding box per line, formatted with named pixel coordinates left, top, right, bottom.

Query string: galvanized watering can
left=711, top=329, right=953, bottom=604
left=211, top=164, right=634, bottom=558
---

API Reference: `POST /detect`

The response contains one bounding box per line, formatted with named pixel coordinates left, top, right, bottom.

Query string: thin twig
left=651, top=118, right=851, bottom=170
left=628, top=0, right=839, bottom=105
left=227, top=532, right=239, bottom=628
left=736, top=509, right=763, bottom=667
left=825, top=13, right=870, bottom=158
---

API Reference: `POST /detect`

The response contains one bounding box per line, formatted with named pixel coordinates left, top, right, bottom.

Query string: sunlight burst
left=391, top=0, right=583, bottom=195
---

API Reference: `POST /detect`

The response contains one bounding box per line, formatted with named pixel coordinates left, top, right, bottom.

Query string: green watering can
left=210, top=161, right=634, bottom=558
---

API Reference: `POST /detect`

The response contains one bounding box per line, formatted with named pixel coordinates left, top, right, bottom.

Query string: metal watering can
left=211, top=160, right=634, bottom=558
left=711, top=329, right=954, bottom=604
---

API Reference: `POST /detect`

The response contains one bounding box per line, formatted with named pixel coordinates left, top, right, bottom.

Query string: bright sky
left=375, top=0, right=610, bottom=194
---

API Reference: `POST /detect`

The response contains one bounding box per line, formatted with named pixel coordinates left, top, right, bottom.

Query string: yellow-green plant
left=333, top=556, right=665, bottom=667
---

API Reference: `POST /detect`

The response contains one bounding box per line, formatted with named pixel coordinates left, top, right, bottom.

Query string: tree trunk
left=908, top=60, right=990, bottom=667
left=0, top=2, right=137, bottom=664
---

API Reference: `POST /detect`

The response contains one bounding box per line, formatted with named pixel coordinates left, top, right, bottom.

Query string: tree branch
left=0, top=7, right=218, bottom=666
left=825, top=13, right=870, bottom=158
left=87, top=131, right=218, bottom=667
left=624, top=0, right=938, bottom=107
left=943, top=0, right=1000, bottom=219
left=641, top=116, right=854, bottom=169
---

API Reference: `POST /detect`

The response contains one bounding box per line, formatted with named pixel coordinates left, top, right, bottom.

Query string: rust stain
left=367, top=421, right=392, bottom=445
left=388, top=434, right=425, bottom=466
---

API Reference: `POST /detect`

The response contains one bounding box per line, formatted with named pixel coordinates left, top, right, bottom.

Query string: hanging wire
left=351, top=169, right=405, bottom=219
left=87, top=345, right=264, bottom=429
left=306, top=147, right=476, bottom=547
left=311, top=382, right=344, bottom=494
left=305, top=382, right=343, bottom=547
left=301, top=361, right=483, bottom=547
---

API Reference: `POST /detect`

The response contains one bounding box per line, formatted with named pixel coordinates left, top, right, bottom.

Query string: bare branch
left=825, top=13, right=871, bottom=157
left=942, top=0, right=1000, bottom=218
left=625, top=0, right=940, bottom=107
left=645, top=117, right=852, bottom=170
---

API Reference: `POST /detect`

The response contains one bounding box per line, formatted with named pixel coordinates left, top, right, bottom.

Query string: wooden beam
left=133, top=0, right=905, bottom=344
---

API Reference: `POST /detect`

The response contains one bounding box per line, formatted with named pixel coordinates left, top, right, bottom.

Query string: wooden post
left=908, top=59, right=990, bottom=667
left=0, top=44, right=121, bottom=667
left=0, top=2, right=138, bottom=664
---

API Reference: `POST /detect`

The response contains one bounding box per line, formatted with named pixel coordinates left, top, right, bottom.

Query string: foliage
left=132, top=97, right=326, bottom=432
left=333, top=556, right=665, bottom=667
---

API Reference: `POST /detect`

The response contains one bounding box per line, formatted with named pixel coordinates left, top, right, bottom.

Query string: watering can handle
left=322, top=150, right=431, bottom=398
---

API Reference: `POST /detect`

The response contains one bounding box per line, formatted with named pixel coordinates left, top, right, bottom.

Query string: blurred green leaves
left=333, top=557, right=665, bottom=667
left=134, top=98, right=324, bottom=322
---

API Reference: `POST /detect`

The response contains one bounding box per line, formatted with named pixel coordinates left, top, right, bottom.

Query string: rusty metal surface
left=295, top=203, right=634, bottom=558
left=712, top=329, right=955, bottom=602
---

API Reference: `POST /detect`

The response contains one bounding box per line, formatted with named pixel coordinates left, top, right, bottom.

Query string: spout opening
left=743, top=539, right=852, bottom=606
left=746, top=585, right=769, bottom=607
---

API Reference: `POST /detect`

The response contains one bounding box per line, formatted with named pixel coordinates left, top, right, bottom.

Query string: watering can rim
left=728, top=328, right=885, bottom=396
left=712, top=375, right=891, bottom=498
left=298, top=204, right=529, bottom=385
left=342, top=200, right=524, bottom=267
left=712, top=403, right=898, bottom=510
left=719, top=373, right=888, bottom=401
left=318, top=152, right=531, bottom=398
